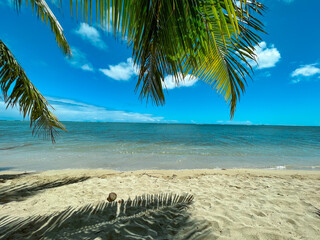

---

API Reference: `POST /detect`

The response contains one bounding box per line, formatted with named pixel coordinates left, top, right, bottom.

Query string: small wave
left=268, top=165, right=287, bottom=170
left=267, top=165, right=320, bottom=170
left=275, top=165, right=286, bottom=170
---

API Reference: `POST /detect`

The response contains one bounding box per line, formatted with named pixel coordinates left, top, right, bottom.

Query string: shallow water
left=1, top=121, right=320, bottom=171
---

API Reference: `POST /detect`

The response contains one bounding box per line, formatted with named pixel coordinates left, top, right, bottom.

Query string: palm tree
left=0, top=0, right=265, bottom=142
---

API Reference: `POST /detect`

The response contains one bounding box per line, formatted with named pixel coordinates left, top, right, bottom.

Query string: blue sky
left=1, top=0, right=320, bottom=126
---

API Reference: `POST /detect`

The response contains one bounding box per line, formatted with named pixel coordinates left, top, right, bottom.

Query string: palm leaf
left=69, top=0, right=265, bottom=117
left=0, top=39, right=66, bottom=143
left=12, top=0, right=71, bottom=56
left=0, top=193, right=212, bottom=239
left=3, top=0, right=266, bottom=143
left=197, top=1, right=265, bottom=116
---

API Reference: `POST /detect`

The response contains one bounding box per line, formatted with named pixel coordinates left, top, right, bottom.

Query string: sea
left=1, top=121, right=320, bottom=171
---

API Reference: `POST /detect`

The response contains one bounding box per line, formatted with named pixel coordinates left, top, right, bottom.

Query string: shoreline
left=1, top=168, right=320, bottom=239
left=1, top=167, right=320, bottom=178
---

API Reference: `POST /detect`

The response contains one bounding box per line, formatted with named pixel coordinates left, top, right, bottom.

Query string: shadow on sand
left=0, top=176, right=90, bottom=204
left=0, top=194, right=212, bottom=240
left=0, top=172, right=33, bottom=181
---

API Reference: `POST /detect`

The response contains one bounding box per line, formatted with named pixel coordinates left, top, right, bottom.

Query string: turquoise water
left=1, top=121, right=320, bottom=171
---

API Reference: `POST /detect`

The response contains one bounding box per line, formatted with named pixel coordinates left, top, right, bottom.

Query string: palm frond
left=0, top=193, right=212, bottom=239
left=12, top=0, right=71, bottom=56
left=191, top=0, right=265, bottom=116
left=69, top=0, right=265, bottom=117
left=0, top=39, right=66, bottom=142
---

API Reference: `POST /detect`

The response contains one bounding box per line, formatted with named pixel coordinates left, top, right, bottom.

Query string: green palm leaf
left=70, top=0, right=265, bottom=117
left=0, top=39, right=66, bottom=142
left=12, top=0, right=71, bottom=56
left=1, top=0, right=69, bottom=142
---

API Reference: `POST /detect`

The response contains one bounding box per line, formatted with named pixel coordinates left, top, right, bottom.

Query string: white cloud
left=162, top=74, right=198, bottom=90
left=291, top=64, right=320, bottom=77
left=67, top=47, right=94, bottom=71
left=249, top=42, right=281, bottom=69
left=291, top=64, right=320, bottom=84
left=81, top=64, right=93, bottom=71
left=74, top=23, right=107, bottom=49
left=99, top=58, right=139, bottom=81
left=0, top=97, right=165, bottom=123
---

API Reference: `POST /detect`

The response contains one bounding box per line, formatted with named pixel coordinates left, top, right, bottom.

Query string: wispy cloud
left=99, top=58, right=138, bottom=81
left=292, top=64, right=320, bottom=77
left=249, top=42, right=281, bottom=69
left=48, top=97, right=165, bottom=122
left=74, top=23, right=107, bottom=50
left=162, top=74, right=198, bottom=90
left=291, top=63, right=320, bottom=83
left=67, top=47, right=94, bottom=72
left=0, top=97, right=166, bottom=122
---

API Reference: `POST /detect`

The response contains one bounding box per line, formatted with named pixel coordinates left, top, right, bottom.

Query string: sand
left=0, top=169, right=320, bottom=239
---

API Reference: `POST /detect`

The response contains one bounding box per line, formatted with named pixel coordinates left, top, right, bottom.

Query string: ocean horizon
left=1, top=121, right=320, bottom=172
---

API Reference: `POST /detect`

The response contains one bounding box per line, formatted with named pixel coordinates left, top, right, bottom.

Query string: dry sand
left=0, top=169, right=320, bottom=239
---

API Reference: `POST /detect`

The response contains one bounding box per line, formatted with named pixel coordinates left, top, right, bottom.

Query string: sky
left=1, top=0, right=320, bottom=126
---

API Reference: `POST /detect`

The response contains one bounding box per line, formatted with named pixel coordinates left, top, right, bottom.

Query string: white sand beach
left=0, top=169, right=320, bottom=239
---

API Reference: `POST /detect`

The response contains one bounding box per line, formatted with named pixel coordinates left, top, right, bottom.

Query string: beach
left=1, top=0, right=320, bottom=239
left=1, top=168, right=319, bottom=239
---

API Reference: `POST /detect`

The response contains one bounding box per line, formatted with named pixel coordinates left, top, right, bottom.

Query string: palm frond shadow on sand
left=0, top=172, right=33, bottom=181
left=0, top=177, right=90, bottom=204
left=0, top=194, right=212, bottom=240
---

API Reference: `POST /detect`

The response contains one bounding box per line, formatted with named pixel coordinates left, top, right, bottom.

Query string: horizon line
left=0, top=119, right=319, bottom=128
